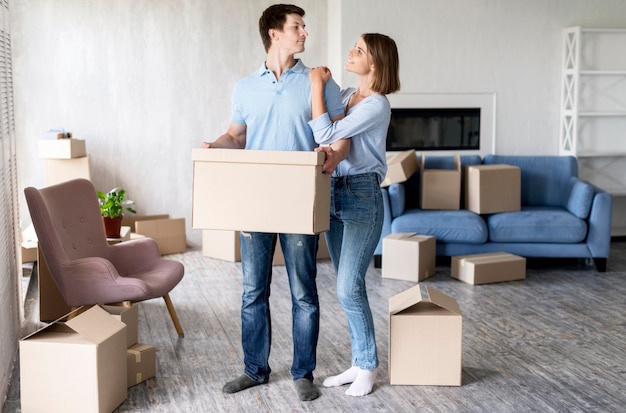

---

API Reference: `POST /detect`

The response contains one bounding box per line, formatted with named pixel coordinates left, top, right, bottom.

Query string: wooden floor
left=4, top=240, right=626, bottom=413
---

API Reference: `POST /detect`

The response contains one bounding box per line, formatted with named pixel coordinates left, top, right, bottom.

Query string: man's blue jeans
left=325, top=172, right=383, bottom=370
left=239, top=231, right=319, bottom=382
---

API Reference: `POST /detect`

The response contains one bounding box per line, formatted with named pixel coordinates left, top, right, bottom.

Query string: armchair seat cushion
left=392, top=209, right=488, bottom=244
left=488, top=206, right=588, bottom=243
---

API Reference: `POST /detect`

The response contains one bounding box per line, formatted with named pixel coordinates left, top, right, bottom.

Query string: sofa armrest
left=586, top=188, right=613, bottom=259
left=387, top=182, right=406, bottom=218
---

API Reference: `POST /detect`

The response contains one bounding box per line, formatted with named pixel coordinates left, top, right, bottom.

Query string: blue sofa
left=374, top=155, right=613, bottom=271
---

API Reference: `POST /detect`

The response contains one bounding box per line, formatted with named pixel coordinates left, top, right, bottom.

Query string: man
left=201, top=4, right=345, bottom=401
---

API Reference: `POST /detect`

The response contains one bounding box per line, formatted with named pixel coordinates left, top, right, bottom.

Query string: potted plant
left=97, top=187, right=136, bottom=237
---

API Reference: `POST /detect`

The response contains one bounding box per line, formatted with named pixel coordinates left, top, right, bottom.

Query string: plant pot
left=103, top=216, right=123, bottom=238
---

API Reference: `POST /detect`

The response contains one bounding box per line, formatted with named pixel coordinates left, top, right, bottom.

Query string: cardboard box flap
left=389, top=285, right=460, bottom=316
left=192, top=148, right=325, bottom=166
left=21, top=306, right=85, bottom=340
left=65, top=305, right=127, bottom=344
left=458, top=252, right=521, bottom=265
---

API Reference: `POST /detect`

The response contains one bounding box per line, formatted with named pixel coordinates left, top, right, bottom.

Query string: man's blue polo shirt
left=231, top=59, right=344, bottom=151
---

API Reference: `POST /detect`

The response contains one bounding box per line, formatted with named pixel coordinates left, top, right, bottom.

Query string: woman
left=309, top=33, right=400, bottom=396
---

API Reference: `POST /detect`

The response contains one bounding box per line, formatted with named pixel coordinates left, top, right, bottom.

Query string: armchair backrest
left=24, top=179, right=111, bottom=279
left=483, top=155, right=578, bottom=207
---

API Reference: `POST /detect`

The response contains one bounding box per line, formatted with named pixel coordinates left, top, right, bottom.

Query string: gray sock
left=294, top=378, right=320, bottom=401
left=222, top=374, right=267, bottom=394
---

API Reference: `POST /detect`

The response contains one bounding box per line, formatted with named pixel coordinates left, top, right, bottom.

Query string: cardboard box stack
left=420, top=153, right=461, bottom=210
left=381, top=149, right=419, bottom=187
left=388, top=285, right=463, bottom=386
left=382, top=233, right=435, bottom=282
left=465, top=164, right=521, bottom=214
left=192, top=148, right=330, bottom=234
left=38, top=133, right=91, bottom=186
left=451, top=252, right=526, bottom=284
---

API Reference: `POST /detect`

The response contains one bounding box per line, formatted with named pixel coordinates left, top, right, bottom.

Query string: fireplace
left=386, top=93, right=496, bottom=156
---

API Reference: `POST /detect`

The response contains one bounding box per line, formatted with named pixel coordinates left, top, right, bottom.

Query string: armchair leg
left=163, top=293, right=184, bottom=338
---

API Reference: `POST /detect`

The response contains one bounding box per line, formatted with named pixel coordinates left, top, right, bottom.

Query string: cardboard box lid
left=22, top=305, right=126, bottom=344
left=389, top=285, right=461, bottom=316
left=457, top=252, right=524, bottom=265
left=192, top=148, right=325, bottom=165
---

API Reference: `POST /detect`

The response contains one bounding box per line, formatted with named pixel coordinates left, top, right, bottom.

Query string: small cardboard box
left=38, top=138, right=86, bottom=159
left=272, top=233, right=330, bottom=266
left=127, top=343, right=157, bottom=387
left=451, top=252, right=526, bottom=285
left=202, top=229, right=241, bottom=262
left=102, top=303, right=139, bottom=348
left=44, top=156, right=91, bottom=186
left=465, top=164, right=521, bottom=214
left=382, top=233, right=435, bottom=282
left=381, top=150, right=419, bottom=187
left=122, top=214, right=170, bottom=233
left=38, top=248, right=72, bottom=322
left=420, top=153, right=461, bottom=210
left=389, top=285, right=462, bottom=386
left=135, top=218, right=187, bottom=255
left=192, top=148, right=330, bottom=234
left=19, top=306, right=128, bottom=413
left=21, top=241, right=38, bottom=263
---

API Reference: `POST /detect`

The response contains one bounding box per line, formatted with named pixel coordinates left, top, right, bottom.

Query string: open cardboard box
left=19, top=305, right=128, bottom=413
left=389, top=285, right=462, bottom=386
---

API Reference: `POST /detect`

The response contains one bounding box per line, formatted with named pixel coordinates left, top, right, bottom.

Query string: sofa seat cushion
left=488, top=206, right=588, bottom=243
left=392, top=209, right=488, bottom=244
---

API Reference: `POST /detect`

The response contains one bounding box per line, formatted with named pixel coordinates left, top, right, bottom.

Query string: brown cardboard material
left=126, top=343, right=157, bottom=387
left=44, top=156, right=91, bottom=186
left=420, top=153, right=461, bottom=210
left=382, top=233, right=435, bottom=282
left=122, top=214, right=170, bottom=233
left=202, top=229, right=241, bottom=262
left=102, top=303, right=139, bottom=348
left=38, top=248, right=72, bottom=322
left=38, top=138, right=86, bottom=159
left=19, top=306, right=128, bottom=413
left=451, top=252, right=526, bottom=285
left=21, top=241, right=38, bottom=263
left=107, top=226, right=131, bottom=244
left=465, top=164, right=521, bottom=214
left=381, top=150, right=419, bottom=187
left=192, top=148, right=330, bottom=234
left=135, top=218, right=187, bottom=255
left=389, top=285, right=462, bottom=386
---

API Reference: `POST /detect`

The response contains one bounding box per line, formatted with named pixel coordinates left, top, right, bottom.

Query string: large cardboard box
left=44, top=156, right=91, bottom=186
left=465, top=164, right=521, bottom=214
left=122, top=214, right=170, bottom=233
left=38, top=249, right=72, bottom=322
left=389, top=285, right=462, bottom=386
left=202, top=229, right=241, bottom=262
left=381, top=150, right=419, bottom=187
left=420, top=153, right=461, bottom=210
left=135, top=218, right=186, bottom=255
left=382, top=233, right=435, bottom=282
left=102, top=304, right=139, bottom=348
left=20, top=306, right=128, bottom=413
left=192, top=148, right=330, bottom=234
left=126, top=343, right=157, bottom=387
left=451, top=252, right=526, bottom=285
left=38, top=138, right=86, bottom=159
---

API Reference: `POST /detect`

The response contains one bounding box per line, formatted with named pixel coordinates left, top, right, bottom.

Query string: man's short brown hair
left=259, top=4, right=305, bottom=52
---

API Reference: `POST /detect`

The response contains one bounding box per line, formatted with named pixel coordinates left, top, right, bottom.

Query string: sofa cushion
left=488, top=206, right=588, bottom=243
left=392, top=209, right=488, bottom=244
left=566, top=179, right=594, bottom=219
left=388, top=183, right=405, bottom=218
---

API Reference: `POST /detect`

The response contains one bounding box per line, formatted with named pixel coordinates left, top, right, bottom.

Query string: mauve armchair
left=24, top=178, right=185, bottom=337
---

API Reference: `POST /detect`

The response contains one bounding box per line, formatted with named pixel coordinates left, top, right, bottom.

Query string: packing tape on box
left=128, top=348, right=141, bottom=363
left=136, top=373, right=143, bottom=383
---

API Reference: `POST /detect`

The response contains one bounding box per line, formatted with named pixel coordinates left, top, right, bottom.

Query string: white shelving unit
left=560, top=27, right=626, bottom=236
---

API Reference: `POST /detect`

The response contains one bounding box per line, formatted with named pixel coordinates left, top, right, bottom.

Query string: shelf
left=580, top=70, right=626, bottom=75
left=577, top=151, right=626, bottom=158
left=579, top=111, right=626, bottom=117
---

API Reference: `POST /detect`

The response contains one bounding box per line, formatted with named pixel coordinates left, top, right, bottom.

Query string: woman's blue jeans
left=325, top=172, right=383, bottom=370
left=239, top=231, right=320, bottom=382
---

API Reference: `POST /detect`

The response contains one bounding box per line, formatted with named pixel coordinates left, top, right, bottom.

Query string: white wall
left=12, top=0, right=626, bottom=246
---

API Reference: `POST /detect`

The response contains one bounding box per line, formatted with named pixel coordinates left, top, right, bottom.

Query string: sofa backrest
left=483, top=155, right=578, bottom=207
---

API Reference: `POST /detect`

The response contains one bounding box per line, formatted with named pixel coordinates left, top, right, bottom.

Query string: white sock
left=345, top=368, right=377, bottom=397
left=323, top=366, right=360, bottom=387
